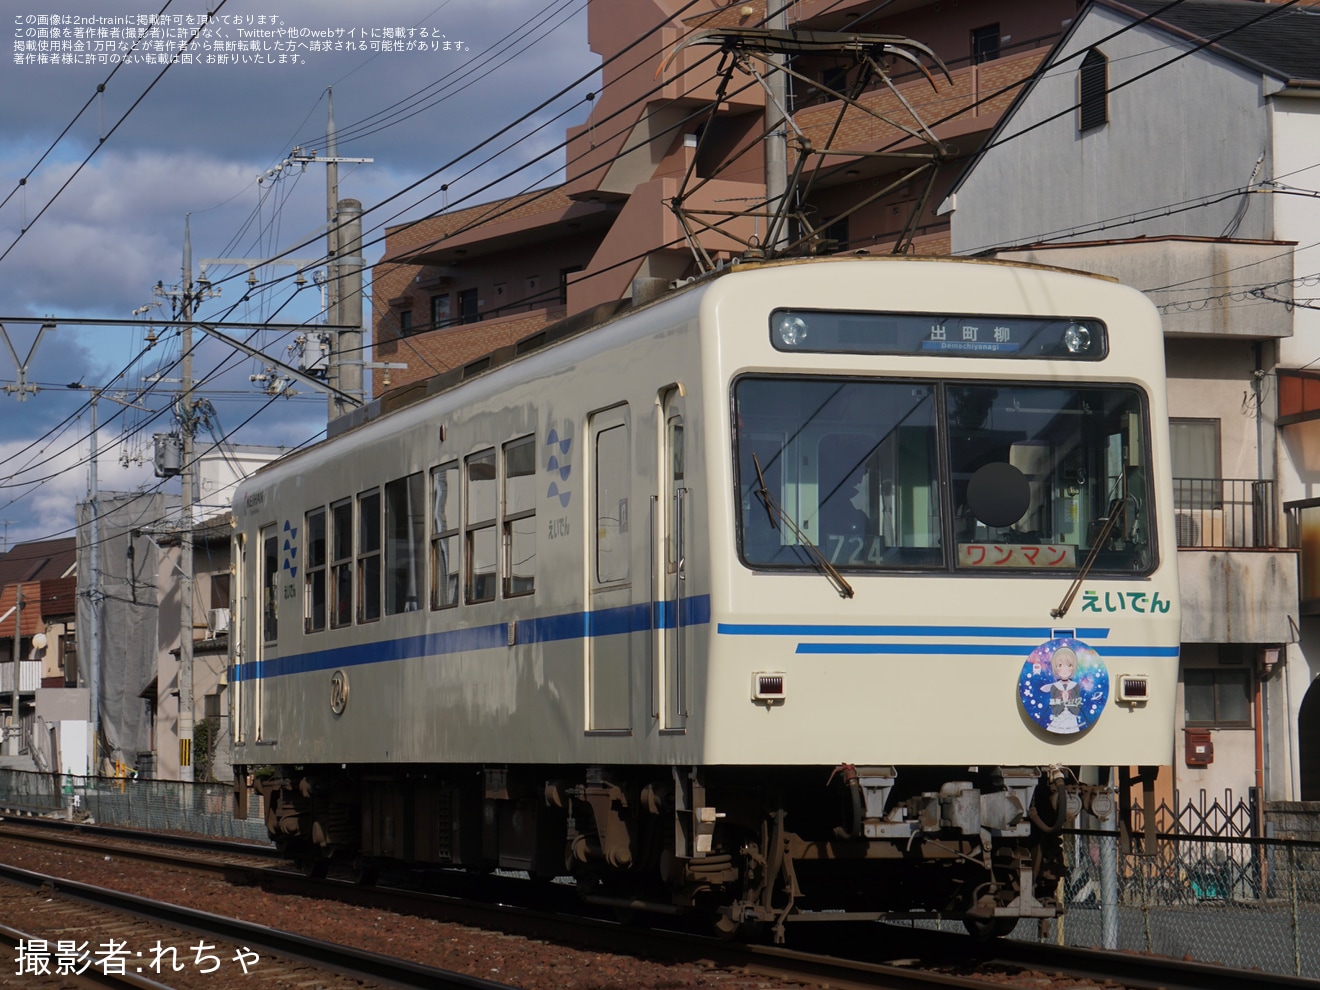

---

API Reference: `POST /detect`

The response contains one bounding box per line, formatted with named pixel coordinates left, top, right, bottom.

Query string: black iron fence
left=1172, top=478, right=1277, bottom=549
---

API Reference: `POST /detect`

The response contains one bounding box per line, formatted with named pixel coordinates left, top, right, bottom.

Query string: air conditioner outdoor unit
left=206, top=608, right=231, bottom=637
left=1175, top=512, right=1200, bottom=548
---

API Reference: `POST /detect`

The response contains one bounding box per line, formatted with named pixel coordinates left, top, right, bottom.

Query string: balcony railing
left=1172, top=478, right=1278, bottom=549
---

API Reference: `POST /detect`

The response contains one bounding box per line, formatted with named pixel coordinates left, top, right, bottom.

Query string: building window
left=1184, top=667, right=1252, bottom=727
left=431, top=462, right=459, bottom=609
left=458, top=288, right=479, bottom=325
left=357, top=489, right=382, bottom=622
left=466, top=449, right=497, bottom=603
left=1171, top=418, right=1221, bottom=509
left=971, top=24, right=1000, bottom=64
left=305, top=507, right=327, bottom=632
left=430, top=294, right=450, bottom=329
left=1078, top=48, right=1108, bottom=132
left=210, top=572, right=231, bottom=610
left=504, top=436, right=536, bottom=597
left=595, top=423, right=630, bottom=584
left=261, top=528, right=278, bottom=644
left=399, top=310, right=413, bottom=335
left=385, top=473, right=424, bottom=615
left=330, top=499, right=353, bottom=628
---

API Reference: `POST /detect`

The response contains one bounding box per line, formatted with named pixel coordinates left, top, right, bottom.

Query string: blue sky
left=0, top=0, right=596, bottom=548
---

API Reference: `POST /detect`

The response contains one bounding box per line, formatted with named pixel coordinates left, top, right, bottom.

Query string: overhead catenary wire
left=5, top=0, right=1298, bottom=546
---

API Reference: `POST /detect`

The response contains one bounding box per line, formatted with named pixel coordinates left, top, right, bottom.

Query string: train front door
left=659, top=388, right=689, bottom=730
left=587, top=405, right=634, bottom=733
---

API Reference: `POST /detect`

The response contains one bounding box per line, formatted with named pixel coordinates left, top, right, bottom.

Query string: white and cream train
left=230, top=255, right=1180, bottom=939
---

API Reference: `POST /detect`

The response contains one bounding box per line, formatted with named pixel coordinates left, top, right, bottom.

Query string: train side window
left=358, top=488, right=382, bottom=622
left=504, top=436, right=536, bottom=597
left=466, top=449, right=497, bottom=603
left=305, top=507, right=327, bottom=632
left=261, top=527, right=278, bottom=644
left=385, top=473, right=424, bottom=614
left=430, top=461, right=460, bottom=609
left=595, top=423, right=630, bottom=583
left=330, top=499, right=353, bottom=628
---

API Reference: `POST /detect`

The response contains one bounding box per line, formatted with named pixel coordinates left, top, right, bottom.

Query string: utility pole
left=763, top=3, right=789, bottom=254
left=178, top=216, right=197, bottom=783
left=337, top=198, right=364, bottom=411
left=7, top=586, right=22, bottom=756
left=88, top=392, right=101, bottom=773
left=289, top=88, right=373, bottom=420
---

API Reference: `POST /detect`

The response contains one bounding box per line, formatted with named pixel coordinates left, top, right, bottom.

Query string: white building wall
left=950, top=10, right=1273, bottom=255
left=194, top=444, right=288, bottom=523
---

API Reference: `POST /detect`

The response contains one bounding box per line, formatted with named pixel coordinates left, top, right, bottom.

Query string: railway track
left=2, top=817, right=1317, bottom=990
left=0, top=860, right=517, bottom=990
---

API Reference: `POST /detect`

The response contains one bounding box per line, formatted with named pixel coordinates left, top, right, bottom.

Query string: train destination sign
left=770, top=309, right=1108, bottom=360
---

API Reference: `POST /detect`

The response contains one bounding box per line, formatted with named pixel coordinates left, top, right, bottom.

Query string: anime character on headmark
left=1041, top=645, right=1083, bottom=733
left=1018, top=638, right=1109, bottom=736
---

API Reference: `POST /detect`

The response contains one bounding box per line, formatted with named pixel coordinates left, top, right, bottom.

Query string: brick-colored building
left=373, top=0, right=1081, bottom=394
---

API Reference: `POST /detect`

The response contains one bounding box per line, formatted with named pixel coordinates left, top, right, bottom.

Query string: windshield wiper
left=753, top=453, right=854, bottom=599
left=1051, top=491, right=1130, bottom=619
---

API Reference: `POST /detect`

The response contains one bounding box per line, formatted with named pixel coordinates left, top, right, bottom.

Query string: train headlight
left=773, top=313, right=809, bottom=348
left=1063, top=322, right=1093, bottom=354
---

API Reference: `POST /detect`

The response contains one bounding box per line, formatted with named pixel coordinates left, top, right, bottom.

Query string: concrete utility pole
left=336, top=198, right=364, bottom=413
left=178, top=216, right=196, bottom=783
left=88, top=392, right=101, bottom=771
left=289, top=89, right=373, bottom=420
left=763, top=3, right=789, bottom=253
left=7, top=587, right=22, bottom=756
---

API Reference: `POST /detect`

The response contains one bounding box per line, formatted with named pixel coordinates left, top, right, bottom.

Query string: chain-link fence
left=1047, top=825, right=1320, bottom=978
left=0, top=769, right=268, bottom=843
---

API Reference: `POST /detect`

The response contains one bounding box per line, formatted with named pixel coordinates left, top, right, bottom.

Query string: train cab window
left=595, top=424, right=631, bottom=583
left=261, top=528, right=278, bottom=643
left=357, top=489, right=383, bottom=622
left=385, top=473, right=424, bottom=615
left=466, top=449, right=498, bottom=603
left=948, top=384, right=1152, bottom=572
left=305, top=507, right=327, bottom=632
left=430, top=462, right=460, bottom=609
left=330, top=499, right=353, bottom=627
left=735, top=377, right=941, bottom=569
left=503, top=436, right=536, bottom=597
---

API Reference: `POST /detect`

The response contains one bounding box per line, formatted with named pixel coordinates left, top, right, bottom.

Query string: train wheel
left=962, top=916, right=1019, bottom=939
left=297, top=856, right=329, bottom=879
left=351, top=856, right=380, bottom=886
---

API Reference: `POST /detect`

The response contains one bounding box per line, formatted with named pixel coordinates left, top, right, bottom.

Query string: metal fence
left=1051, top=826, right=1320, bottom=978
left=0, top=768, right=268, bottom=843
left=1172, top=477, right=1277, bottom=548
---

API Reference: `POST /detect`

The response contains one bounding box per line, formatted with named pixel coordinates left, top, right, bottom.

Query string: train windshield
left=735, top=377, right=1153, bottom=574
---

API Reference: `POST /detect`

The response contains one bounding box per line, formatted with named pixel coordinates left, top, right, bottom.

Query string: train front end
left=694, top=256, right=1180, bottom=932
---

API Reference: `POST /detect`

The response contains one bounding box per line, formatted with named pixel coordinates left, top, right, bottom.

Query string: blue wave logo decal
left=281, top=519, right=299, bottom=579
left=546, top=427, right=573, bottom=508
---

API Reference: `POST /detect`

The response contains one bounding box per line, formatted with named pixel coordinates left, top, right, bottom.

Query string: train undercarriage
left=236, top=762, right=1121, bottom=942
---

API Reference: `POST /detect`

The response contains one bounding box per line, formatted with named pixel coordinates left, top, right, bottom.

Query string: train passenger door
left=658, top=388, right=689, bottom=730
left=587, top=406, right=634, bottom=733
left=231, top=533, right=246, bottom=745
left=256, top=524, right=279, bottom=741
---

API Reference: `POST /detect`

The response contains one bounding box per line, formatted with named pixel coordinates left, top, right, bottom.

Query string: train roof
left=332, top=253, right=1119, bottom=442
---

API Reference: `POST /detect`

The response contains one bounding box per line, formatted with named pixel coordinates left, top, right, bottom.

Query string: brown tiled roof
left=0, top=538, right=75, bottom=587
